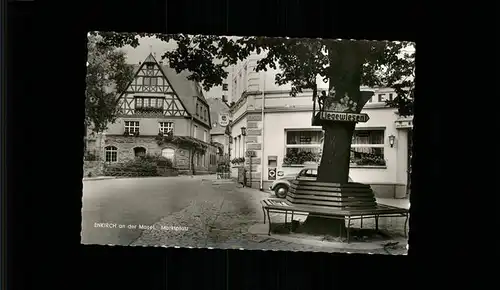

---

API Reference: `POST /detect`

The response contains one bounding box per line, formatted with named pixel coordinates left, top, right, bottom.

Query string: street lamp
left=241, top=127, right=247, bottom=136
left=388, top=134, right=396, bottom=148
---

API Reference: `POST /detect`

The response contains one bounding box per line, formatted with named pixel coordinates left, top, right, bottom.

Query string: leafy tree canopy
left=86, top=34, right=134, bottom=133
left=93, top=32, right=414, bottom=116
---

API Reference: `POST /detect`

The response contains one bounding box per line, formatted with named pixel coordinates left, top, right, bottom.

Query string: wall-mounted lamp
left=241, top=127, right=247, bottom=136
left=228, top=135, right=233, bottom=143
left=388, top=134, right=396, bottom=148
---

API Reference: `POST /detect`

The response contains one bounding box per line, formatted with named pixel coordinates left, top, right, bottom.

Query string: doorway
left=161, top=148, right=175, bottom=162
left=134, top=147, right=146, bottom=158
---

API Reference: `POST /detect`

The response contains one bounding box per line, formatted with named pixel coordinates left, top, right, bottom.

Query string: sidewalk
left=82, top=176, right=116, bottom=181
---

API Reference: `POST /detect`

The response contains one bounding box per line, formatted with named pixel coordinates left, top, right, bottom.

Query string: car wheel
left=274, top=185, right=288, bottom=198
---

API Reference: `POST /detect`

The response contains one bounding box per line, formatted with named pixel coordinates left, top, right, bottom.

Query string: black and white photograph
left=82, top=32, right=415, bottom=255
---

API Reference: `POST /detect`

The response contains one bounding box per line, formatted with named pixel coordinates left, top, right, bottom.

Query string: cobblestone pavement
left=131, top=181, right=408, bottom=255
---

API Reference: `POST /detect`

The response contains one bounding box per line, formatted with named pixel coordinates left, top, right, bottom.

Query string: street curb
left=82, top=177, right=117, bottom=181
left=247, top=224, right=407, bottom=251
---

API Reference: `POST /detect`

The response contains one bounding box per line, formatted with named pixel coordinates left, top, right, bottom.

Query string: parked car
left=269, top=166, right=353, bottom=198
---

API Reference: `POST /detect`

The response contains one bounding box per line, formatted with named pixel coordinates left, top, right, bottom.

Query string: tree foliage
left=94, top=32, right=414, bottom=116
left=86, top=34, right=134, bottom=133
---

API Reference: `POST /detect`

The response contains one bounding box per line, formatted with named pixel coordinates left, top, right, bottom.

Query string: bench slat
left=291, top=180, right=370, bottom=189
left=289, top=185, right=373, bottom=195
left=287, top=192, right=375, bottom=202
left=286, top=196, right=377, bottom=208
left=261, top=199, right=408, bottom=216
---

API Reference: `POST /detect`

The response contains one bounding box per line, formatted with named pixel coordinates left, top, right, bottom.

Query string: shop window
left=283, top=130, right=323, bottom=165
left=350, top=129, right=386, bottom=166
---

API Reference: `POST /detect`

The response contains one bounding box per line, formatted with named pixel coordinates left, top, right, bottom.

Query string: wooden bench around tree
left=260, top=198, right=409, bottom=243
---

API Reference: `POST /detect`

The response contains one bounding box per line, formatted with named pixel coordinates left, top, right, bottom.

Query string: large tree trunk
left=302, top=121, right=355, bottom=238
left=317, top=121, right=355, bottom=183
left=301, top=44, right=368, bottom=238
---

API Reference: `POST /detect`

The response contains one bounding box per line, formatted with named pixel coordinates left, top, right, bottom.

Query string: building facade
left=86, top=53, right=220, bottom=175
left=206, top=97, right=231, bottom=158
left=227, top=56, right=413, bottom=198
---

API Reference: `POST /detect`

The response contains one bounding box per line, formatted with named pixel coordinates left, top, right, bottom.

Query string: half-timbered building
left=88, top=53, right=219, bottom=175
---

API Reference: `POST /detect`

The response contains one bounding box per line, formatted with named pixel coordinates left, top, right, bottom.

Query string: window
left=196, top=104, right=199, bottom=116
left=124, top=121, right=140, bottom=134
left=222, top=83, right=228, bottom=91
left=104, top=146, right=118, bottom=163
left=284, top=130, right=323, bottom=165
left=350, top=129, right=386, bottom=166
left=298, top=169, right=318, bottom=178
left=146, top=63, right=154, bottom=70
left=143, top=77, right=158, bottom=86
left=134, top=147, right=146, bottom=158
left=378, top=93, right=394, bottom=102
left=193, top=125, right=198, bottom=138
left=135, top=97, right=163, bottom=113
left=234, top=137, right=237, bottom=157
left=238, top=136, right=242, bottom=157
left=159, top=122, right=174, bottom=134
left=203, top=130, right=207, bottom=142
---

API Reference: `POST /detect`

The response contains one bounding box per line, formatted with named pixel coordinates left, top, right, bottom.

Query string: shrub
left=230, top=157, right=245, bottom=164
left=355, top=156, right=386, bottom=166
left=84, top=151, right=98, bottom=161
left=283, top=151, right=319, bottom=165
left=217, top=163, right=230, bottom=172
left=103, top=158, right=159, bottom=177
left=140, top=154, right=173, bottom=168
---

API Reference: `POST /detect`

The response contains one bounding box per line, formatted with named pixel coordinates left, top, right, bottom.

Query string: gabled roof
left=126, top=53, right=208, bottom=120
left=206, top=97, right=230, bottom=135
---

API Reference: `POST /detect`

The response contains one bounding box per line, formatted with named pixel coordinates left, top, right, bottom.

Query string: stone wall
left=104, top=136, right=161, bottom=162
left=83, top=161, right=103, bottom=178
left=102, top=135, right=217, bottom=175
